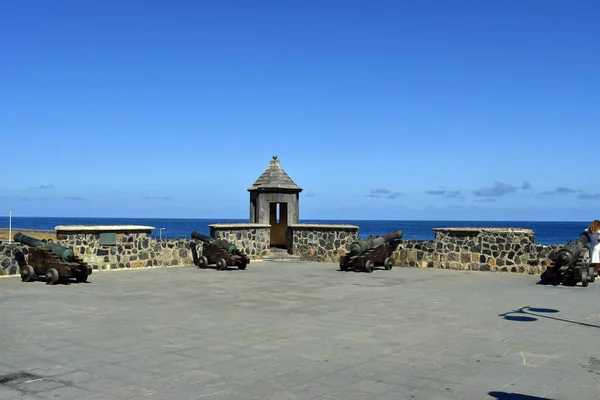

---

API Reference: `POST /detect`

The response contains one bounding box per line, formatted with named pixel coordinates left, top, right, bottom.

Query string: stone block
left=479, top=263, right=491, bottom=271
left=460, top=252, right=471, bottom=263
left=447, top=252, right=459, bottom=262
left=407, top=251, right=417, bottom=262
left=449, top=261, right=461, bottom=270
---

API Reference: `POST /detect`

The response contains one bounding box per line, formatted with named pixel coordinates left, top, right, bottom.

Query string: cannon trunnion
left=13, top=232, right=92, bottom=285
left=190, top=231, right=249, bottom=271
left=339, top=230, right=403, bottom=273
left=541, top=231, right=596, bottom=287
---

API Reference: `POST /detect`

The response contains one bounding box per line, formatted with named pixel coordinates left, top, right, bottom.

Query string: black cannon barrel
left=349, top=230, right=403, bottom=256
left=191, top=231, right=237, bottom=254
left=191, top=231, right=214, bottom=243
left=555, top=231, right=590, bottom=267
left=213, top=239, right=237, bottom=254
left=13, top=232, right=75, bottom=262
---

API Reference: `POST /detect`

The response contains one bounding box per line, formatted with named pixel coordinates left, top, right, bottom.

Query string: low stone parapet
left=287, top=224, right=359, bottom=262
left=209, top=223, right=270, bottom=259
left=0, top=223, right=571, bottom=277
left=393, top=227, right=561, bottom=274
left=54, top=224, right=179, bottom=270
left=0, top=243, right=27, bottom=275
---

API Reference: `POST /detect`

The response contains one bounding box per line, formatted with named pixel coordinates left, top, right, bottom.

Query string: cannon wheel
left=364, top=260, right=374, bottom=273
left=581, top=267, right=589, bottom=287
left=45, top=268, right=59, bottom=285
left=540, top=269, right=550, bottom=284
left=197, top=256, right=208, bottom=268
left=216, top=258, right=227, bottom=270
left=384, top=257, right=393, bottom=270
left=76, top=268, right=88, bottom=283
left=20, top=265, right=35, bottom=282
left=340, top=263, right=348, bottom=271
left=588, top=266, right=596, bottom=283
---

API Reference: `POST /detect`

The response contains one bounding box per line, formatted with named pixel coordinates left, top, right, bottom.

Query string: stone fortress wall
left=0, top=223, right=355, bottom=276
left=55, top=226, right=195, bottom=270
left=209, top=224, right=271, bottom=258
left=0, top=225, right=199, bottom=275
left=282, top=225, right=563, bottom=275
left=392, top=227, right=563, bottom=275
left=286, top=224, right=359, bottom=262
left=1, top=223, right=565, bottom=277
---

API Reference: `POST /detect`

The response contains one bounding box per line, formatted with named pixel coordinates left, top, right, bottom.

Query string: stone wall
left=0, top=238, right=198, bottom=276
left=209, top=223, right=270, bottom=259
left=0, top=226, right=201, bottom=277
left=0, top=223, right=272, bottom=276
left=392, top=228, right=564, bottom=275
left=0, top=243, right=27, bottom=276
left=0, top=224, right=576, bottom=277
left=287, top=224, right=359, bottom=262
left=57, top=232, right=195, bottom=270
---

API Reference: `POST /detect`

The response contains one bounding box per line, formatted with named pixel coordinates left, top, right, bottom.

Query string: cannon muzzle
left=554, top=231, right=590, bottom=267
left=554, top=232, right=590, bottom=267
left=191, top=231, right=213, bottom=243
left=13, top=232, right=75, bottom=262
left=349, top=230, right=403, bottom=256
left=381, top=230, right=403, bottom=242
left=555, top=250, right=573, bottom=266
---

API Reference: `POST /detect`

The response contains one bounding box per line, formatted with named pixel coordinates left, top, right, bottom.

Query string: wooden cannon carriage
left=339, top=230, right=402, bottom=273
left=541, top=231, right=597, bottom=287
left=14, top=232, right=92, bottom=285
left=190, top=231, right=249, bottom=270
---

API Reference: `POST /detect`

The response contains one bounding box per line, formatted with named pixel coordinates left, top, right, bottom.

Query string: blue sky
left=1, top=0, right=598, bottom=221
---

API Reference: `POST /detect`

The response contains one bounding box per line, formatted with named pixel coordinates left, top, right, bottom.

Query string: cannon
left=339, top=230, right=403, bottom=273
left=190, top=231, right=249, bottom=270
left=541, top=231, right=596, bottom=287
left=13, top=232, right=92, bottom=285
left=191, top=231, right=237, bottom=254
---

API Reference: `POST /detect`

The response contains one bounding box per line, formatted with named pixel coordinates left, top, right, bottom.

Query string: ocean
left=0, top=217, right=590, bottom=245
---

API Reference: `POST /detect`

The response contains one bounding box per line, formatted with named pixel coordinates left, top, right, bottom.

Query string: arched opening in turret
left=269, top=202, right=288, bottom=248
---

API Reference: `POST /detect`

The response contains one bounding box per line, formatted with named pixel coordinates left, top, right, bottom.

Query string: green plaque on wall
left=99, top=232, right=117, bottom=246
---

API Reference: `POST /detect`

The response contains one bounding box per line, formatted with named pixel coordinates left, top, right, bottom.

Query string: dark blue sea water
left=0, top=217, right=591, bottom=245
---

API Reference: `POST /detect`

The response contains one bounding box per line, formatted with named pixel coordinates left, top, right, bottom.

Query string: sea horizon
left=0, top=216, right=591, bottom=246
left=0, top=214, right=592, bottom=223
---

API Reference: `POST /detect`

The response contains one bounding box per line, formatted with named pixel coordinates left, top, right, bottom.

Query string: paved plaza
left=1, top=261, right=599, bottom=400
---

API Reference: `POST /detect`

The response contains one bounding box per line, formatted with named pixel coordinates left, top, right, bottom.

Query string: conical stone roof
left=248, top=155, right=303, bottom=192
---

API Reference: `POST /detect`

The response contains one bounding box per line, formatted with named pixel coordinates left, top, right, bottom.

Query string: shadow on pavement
left=499, top=306, right=600, bottom=329
left=489, top=391, right=552, bottom=399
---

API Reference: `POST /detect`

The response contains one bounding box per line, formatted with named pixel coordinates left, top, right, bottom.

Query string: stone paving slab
left=1, top=262, right=600, bottom=400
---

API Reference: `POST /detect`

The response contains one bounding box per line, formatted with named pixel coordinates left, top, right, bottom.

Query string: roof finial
left=273, top=155, right=278, bottom=160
